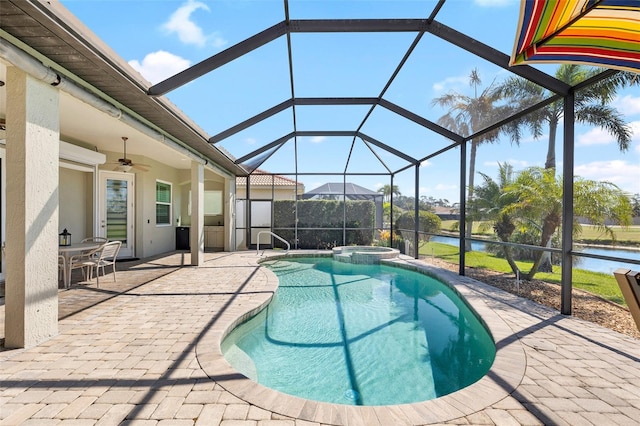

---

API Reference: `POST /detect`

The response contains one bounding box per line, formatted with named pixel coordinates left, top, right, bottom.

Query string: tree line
left=380, top=64, right=638, bottom=281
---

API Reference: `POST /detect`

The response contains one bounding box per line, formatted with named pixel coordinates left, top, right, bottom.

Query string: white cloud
left=162, top=0, right=227, bottom=49
left=128, top=51, right=191, bottom=84
left=575, top=160, right=640, bottom=194
left=629, top=121, right=640, bottom=144
left=432, top=75, right=469, bottom=93
left=435, top=183, right=458, bottom=191
left=482, top=159, right=529, bottom=168
left=162, top=0, right=209, bottom=47
left=614, top=94, right=640, bottom=117
left=521, top=133, right=547, bottom=144
left=246, top=137, right=257, bottom=145
left=420, top=159, right=432, bottom=167
left=310, top=136, right=326, bottom=143
left=210, top=33, right=228, bottom=49
left=576, top=120, right=640, bottom=150
left=577, top=127, right=614, bottom=147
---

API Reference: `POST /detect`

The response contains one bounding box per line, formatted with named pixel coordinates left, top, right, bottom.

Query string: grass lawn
left=440, top=220, right=640, bottom=247
left=576, top=224, right=640, bottom=246
left=420, top=241, right=626, bottom=306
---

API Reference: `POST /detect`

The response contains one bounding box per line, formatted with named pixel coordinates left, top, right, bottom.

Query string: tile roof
left=236, top=170, right=303, bottom=187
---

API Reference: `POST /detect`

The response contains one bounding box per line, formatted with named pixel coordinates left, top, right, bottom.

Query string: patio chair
left=58, top=254, right=66, bottom=286
left=69, top=241, right=121, bottom=288
left=81, top=237, right=108, bottom=243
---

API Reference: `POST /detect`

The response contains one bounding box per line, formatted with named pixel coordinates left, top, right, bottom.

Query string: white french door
left=99, top=171, right=135, bottom=258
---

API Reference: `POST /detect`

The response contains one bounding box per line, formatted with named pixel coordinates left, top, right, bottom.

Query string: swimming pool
left=221, top=257, right=496, bottom=406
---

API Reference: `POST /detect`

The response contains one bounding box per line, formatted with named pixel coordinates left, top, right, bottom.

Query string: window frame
left=155, top=180, right=172, bottom=227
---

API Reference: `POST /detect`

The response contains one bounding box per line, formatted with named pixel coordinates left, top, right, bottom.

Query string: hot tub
left=332, top=245, right=400, bottom=264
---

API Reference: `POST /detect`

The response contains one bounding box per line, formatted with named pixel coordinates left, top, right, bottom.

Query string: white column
left=190, top=161, right=204, bottom=266
left=224, top=176, right=235, bottom=252
left=5, top=67, right=60, bottom=348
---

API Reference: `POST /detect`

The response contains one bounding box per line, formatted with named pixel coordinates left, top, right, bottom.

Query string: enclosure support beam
left=149, top=22, right=287, bottom=96
left=343, top=178, right=347, bottom=246
left=459, top=141, right=467, bottom=276
left=414, top=165, right=420, bottom=260
left=379, top=99, right=463, bottom=142
left=209, top=100, right=292, bottom=144
left=390, top=174, right=395, bottom=248
left=426, top=20, right=569, bottom=96
left=561, top=91, right=575, bottom=315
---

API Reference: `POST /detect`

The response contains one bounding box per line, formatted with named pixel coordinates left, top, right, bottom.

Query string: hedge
left=272, top=199, right=375, bottom=249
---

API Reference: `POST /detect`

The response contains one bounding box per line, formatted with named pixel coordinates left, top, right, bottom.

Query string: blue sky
left=61, top=0, right=640, bottom=202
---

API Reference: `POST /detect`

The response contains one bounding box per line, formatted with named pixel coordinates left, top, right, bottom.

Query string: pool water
left=222, top=257, right=496, bottom=406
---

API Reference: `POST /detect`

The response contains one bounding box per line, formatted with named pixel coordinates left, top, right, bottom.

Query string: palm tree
left=470, top=163, right=520, bottom=273
left=498, top=64, right=635, bottom=170
left=432, top=69, right=519, bottom=251
left=500, top=167, right=632, bottom=281
left=377, top=184, right=400, bottom=203
left=498, top=65, right=636, bottom=272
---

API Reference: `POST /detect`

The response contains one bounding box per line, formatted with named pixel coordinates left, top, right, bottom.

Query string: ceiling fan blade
left=132, top=164, right=149, bottom=172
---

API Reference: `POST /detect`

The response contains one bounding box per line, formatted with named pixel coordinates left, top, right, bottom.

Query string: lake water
left=430, top=236, right=639, bottom=274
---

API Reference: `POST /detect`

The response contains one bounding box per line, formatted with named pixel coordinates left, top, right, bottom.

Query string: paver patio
left=1, top=251, right=639, bottom=425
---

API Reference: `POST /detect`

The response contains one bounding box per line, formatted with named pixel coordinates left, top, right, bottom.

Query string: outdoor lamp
left=59, top=228, right=71, bottom=246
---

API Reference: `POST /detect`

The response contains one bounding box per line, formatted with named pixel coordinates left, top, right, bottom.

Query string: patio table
left=59, top=242, right=101, bottom=288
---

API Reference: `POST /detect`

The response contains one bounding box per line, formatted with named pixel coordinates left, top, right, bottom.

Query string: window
left=156, top=180, right=172, bottom=226
left=188, top=190, right=223, bottom=216
left=205, top=190, right=223, bottom=215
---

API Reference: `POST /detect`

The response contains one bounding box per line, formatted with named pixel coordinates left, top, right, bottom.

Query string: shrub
left=395, top=210, right=441, bottom=236
left=273, top=199, right=375, bottom=248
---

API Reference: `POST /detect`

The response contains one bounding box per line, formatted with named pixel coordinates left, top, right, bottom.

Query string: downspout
left=0, top=38, right=218, bottom=171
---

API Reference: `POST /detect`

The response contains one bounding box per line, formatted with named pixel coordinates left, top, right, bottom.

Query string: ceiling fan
left=108, top=137, right=150, bottom=172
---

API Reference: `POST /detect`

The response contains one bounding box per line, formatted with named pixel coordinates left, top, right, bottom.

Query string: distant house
left=236, top=170, right=304, bottom=200
left=433, top=205, right=460, bottom=221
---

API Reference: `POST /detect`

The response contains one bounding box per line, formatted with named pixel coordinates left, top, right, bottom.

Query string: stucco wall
left=59, top=167, right=89, bottom=243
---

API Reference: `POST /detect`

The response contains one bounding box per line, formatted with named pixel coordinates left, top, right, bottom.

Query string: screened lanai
left=137, top=0, right=640, bottom=315
left=57, top=0, right=637, bottom=316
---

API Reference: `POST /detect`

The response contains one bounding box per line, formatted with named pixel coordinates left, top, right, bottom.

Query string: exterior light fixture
left=59, top=228, right=72, bottom=246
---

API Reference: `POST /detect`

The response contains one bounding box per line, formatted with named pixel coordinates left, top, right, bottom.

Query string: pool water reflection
left=222, top=257, right=496, bottom=406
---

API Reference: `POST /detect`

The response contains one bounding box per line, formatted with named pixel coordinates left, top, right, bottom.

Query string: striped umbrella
left=510, top=0, right=640, bottom=73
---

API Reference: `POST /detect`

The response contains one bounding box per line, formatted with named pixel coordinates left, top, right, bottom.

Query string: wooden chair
left=69, top=241, right=121, bottom=288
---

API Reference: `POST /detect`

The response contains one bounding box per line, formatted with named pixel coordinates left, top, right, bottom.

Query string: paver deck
left=1, top=250, right=639, bottom=425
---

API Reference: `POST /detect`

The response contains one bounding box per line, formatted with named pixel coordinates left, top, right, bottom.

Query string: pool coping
left=196, top=252, right=526, bottom=425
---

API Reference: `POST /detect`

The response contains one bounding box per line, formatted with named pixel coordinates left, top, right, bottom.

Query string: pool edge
left=196, top=251, right=526, bottom=425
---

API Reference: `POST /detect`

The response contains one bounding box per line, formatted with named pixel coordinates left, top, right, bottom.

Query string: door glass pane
left=251, top=201, right=272, bottom=227
left=236, top=200, right=246, bottom=228
left=106, top=179, right=128, bottom=246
